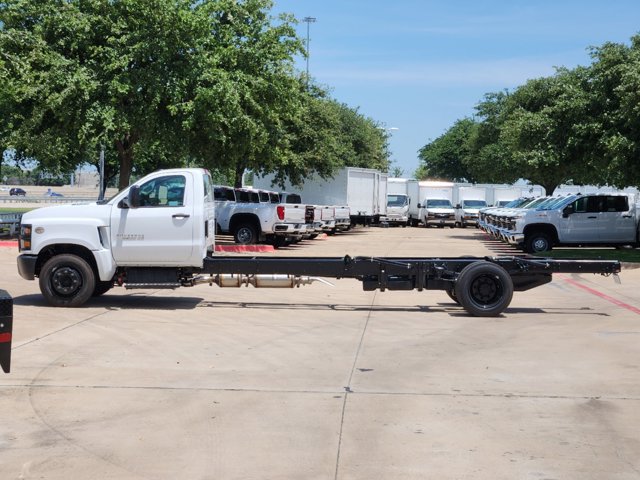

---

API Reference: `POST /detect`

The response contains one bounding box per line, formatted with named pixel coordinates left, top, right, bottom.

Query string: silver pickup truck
left=500, top=193, right=639, bottom=253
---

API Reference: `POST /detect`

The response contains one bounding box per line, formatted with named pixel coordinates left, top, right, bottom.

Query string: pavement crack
left=12, top=310, right=112, bottom=350
left=333, top=290, right=377, bottom=480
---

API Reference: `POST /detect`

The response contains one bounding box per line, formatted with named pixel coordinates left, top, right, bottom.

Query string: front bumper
left=380, top=215, right=408, bottom=224
left=17, top=254, right=38, bottom=280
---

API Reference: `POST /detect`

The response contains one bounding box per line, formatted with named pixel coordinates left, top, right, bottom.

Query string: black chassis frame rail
left=202, top=255, right=621, bottom=292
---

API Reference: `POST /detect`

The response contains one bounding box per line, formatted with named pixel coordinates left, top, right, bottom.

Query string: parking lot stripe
left=561, top=275, right=640, bottom=315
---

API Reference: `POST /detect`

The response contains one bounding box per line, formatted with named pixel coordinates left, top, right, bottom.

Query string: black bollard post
left=0, top=289, right=13, bottom=373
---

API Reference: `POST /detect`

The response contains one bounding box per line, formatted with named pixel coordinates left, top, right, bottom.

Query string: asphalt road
left=1, top=226, right=639, bottom=479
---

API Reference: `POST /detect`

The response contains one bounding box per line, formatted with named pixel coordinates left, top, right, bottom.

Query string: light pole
left=303, top=16, right=316, bottom=89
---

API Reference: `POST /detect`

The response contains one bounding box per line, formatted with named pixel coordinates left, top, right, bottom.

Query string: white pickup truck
left=15, top=168, right=621, bottom=317
left=503, top=193, right=640, bottom=253
left=214, top=185, right=308, bottom=245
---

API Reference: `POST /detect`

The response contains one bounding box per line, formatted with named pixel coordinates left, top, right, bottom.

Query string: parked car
left=9, top=187, right=26, bottom=196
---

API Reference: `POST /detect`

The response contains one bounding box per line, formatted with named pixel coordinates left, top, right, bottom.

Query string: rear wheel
left=234, top=223, right=258, bottom=245
left=446, top=288, right=460, bottom=305
left=39, top=254, right=96, bottom=307
left=454, top=261, right=513, bottom=317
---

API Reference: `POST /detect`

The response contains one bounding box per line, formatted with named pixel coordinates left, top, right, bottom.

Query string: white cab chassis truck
left=15, top=168, right=620, bottom=320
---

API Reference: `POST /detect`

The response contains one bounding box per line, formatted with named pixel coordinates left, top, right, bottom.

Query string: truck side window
left=138, top=175, right=185, bottom=207
left=602, top=196, right=628, bottom=212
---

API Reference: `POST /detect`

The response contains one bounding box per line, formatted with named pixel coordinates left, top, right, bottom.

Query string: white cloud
left=315, top=56, right=566, bottom=88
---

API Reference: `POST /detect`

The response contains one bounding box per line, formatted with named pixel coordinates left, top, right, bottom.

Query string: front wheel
left=524, top=232, right=552, bottom=253
left=39, top=254, right=96, bottom=307
left=454, top=261, right=513, bottom=317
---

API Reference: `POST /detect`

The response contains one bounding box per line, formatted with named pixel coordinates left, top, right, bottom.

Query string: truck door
left=599, top=195, right=636, bottom=242
left=562, top=196, right=600, bottom=242
left=110, top=173, right=194, bottom=264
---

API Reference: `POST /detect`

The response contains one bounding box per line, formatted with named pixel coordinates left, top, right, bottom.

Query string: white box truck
left=454, top=186, right=488, bottom=228
left=418, top=181, right=456, bottom=228
left=253, top=167, right=387, bottom=225
left=380, top=178, right=418, bottom=226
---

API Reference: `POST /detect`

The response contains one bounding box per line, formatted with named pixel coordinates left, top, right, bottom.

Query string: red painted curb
left=215, top=244, right=274, bottom=253
left=0, top=241, right=18, bottom=248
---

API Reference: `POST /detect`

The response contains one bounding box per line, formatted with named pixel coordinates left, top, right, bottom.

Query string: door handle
left=587, top=216, right=597, bottom=219
left=622, top=215, right=632, bottom=218
left=172, top=214, right=190, bottom=219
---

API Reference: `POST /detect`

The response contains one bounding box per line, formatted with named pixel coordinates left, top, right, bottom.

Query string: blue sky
left=272, top=0, right=640, bottom=177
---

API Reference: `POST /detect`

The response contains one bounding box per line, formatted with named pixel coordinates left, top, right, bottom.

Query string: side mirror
left=562, top=205, right=574, bottom=218
left=120, top=185, right=141, bottom=209
left=455, top=204, right=462, bottom=209
left=417, top=203, right=422, bottom=209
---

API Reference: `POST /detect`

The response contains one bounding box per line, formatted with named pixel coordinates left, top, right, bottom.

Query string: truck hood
left=387, top=206, right=408, bottom=214
left=22, top=202, right=112, bottom=225
left=425, top=207, right=455, bottom=213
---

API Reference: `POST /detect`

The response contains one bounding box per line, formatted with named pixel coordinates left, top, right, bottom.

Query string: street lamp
left=303, top=16, right=316, bottom=88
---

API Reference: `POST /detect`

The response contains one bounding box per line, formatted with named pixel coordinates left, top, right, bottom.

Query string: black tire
left=93, top=280, right=114, bottom=297
left=39, top=254, right=96, bottom=307
left=524, top=232, right=552, bottom=253
left=446, top=288, right=460, bottom=305
left=233, top=223, right=258, bottom=245
left=454, top=261, right=513, bottom=317
left=272, top=236, right=288, bottom=248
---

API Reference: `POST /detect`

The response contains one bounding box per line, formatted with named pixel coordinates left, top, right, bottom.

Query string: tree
left=255, top=91, right=391, bottom=188
left=0, top=0, right=304, bottom=189
left=417, top=118, right=477, bottom=181
left=586, top=35, right=640, bottom=188
left=499, top=68, right=596, bottom=194
left=184, top=0, right=305, bottom=187
left=466, top=91, right=518, bottom=184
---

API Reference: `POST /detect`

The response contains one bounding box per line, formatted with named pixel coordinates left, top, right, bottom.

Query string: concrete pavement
left=1, top=226, right=639, bottom=479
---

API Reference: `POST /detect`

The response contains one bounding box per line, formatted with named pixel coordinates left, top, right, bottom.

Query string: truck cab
left=17, top=168, right=216, bottom=306
left=380, top=193, right=409, bottom=226
left=455, top=199, right=488, bottom=228
left=420, top=198, right=456, bottom=228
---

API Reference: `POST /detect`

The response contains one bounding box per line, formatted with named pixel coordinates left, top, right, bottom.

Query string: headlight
left=19, top=224, right=32, bottom=251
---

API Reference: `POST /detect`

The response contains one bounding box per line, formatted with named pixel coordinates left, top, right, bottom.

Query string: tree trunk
left=541, top=183, right=558, bottom=197
left=234, top=164, right=245, bottom=188
left=115, top=133, right=137, bottom=190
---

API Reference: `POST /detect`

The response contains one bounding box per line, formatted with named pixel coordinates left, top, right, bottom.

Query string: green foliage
left=417, top=118, right=476, bottom=181
left=418, top=34, right=640, bottom=191
left=0, top=0, right=390, bottom=189
left=256, top=92, right=390, bottom=188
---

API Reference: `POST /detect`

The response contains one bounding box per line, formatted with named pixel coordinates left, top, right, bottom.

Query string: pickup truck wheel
left=39, top=254, right=96, bottom=307
left=234, top=223, right=258, bottom=245
left=454, top=261, right=513, bottom=317
left=525, top=232, right=552, bottom=253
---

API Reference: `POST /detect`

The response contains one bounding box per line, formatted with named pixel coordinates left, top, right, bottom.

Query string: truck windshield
left=462, top=200, right=487, bottom=208
left=387, top=195, right=408, bottom=207
left=426, top=199, right=452, bottom=208
left=538, top=195, right=577, bottom=210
